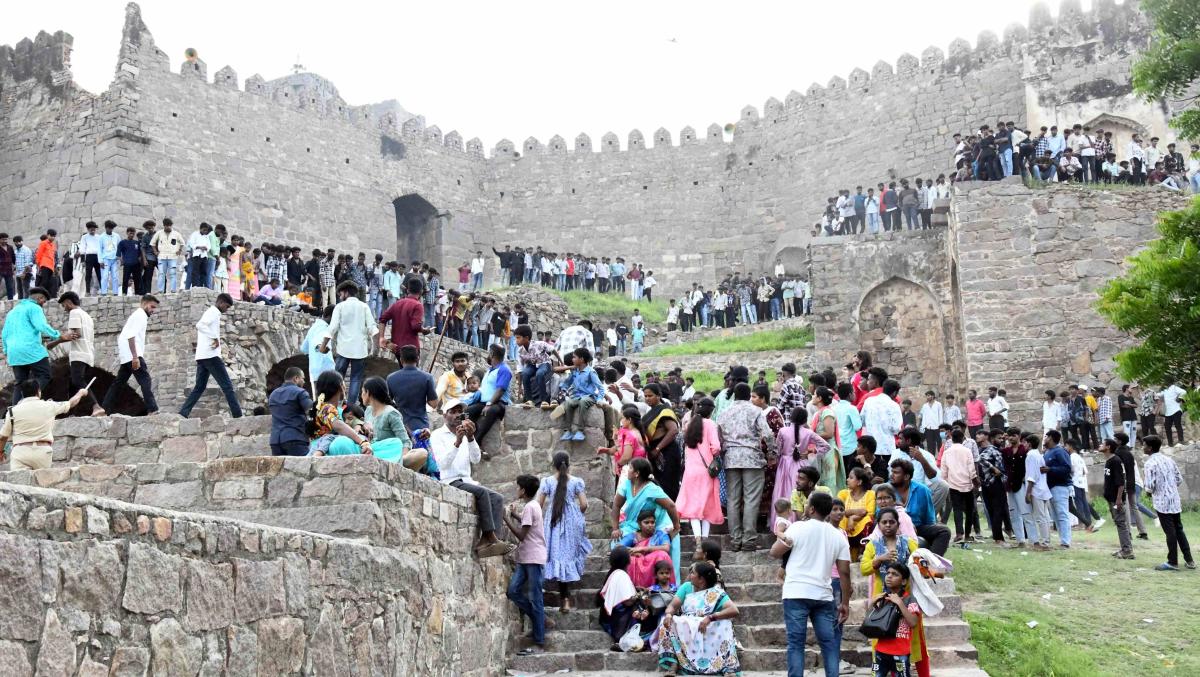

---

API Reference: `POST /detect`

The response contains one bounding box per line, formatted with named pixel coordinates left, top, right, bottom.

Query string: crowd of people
left=488, top=245, right=656, bottom=299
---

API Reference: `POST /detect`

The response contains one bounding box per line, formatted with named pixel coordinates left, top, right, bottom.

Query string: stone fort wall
left=0, top=1, right=1174, bottom=296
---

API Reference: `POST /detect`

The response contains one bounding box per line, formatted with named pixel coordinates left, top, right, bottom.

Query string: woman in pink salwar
left=226, top=244, right=243, bottom=300
left=675, top=398, right=725, bottom=560
left=771, top=407, right=830, bottom=526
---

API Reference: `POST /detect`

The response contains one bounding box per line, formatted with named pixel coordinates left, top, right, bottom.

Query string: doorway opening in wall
left=0, top=358, right=145, bottom=418
left=393, top=194, right=443, bottom=269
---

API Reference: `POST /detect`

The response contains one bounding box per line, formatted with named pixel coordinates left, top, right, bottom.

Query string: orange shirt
left=34, top=240, right=56, bottom=270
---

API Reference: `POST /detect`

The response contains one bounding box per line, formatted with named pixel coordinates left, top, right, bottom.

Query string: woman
left=538, top=452, right=592, bottom=613
left=772, top=407, right=830, bottom=525
left=849, top=350, right=872, bottom=405
left=752, top=384, right=786, bottom=520
left=612, top=458, right=682, bottom=584
left=656, top=561, right=741, bottom=676
left=838, top=467, right=876, bottom=561
left=641, top=384, right=682, bottom=500
left=860, top=507, right=928, bottom=676
left=625, top=510, right=675, bottom=588
left=675, top=397, right=724, bottom=559
left=810, top=386, right=846, bottom=492
left=227, top=240, right=243, bottom=300
left=598, top=546, right=649, bottom=647
left=327, top=377, right=438, bottom=474
left=241, top=243, right=259, bottom=299
left=308, top=371, right=372, bottom=456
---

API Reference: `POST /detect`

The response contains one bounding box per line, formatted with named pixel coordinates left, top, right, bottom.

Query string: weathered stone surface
left=85, top=505, right=109, bottom=535
left=0, top=535, right=42, bottom=640
left=77, top=656, right=108, bottom=677
left=150, top=619, right=202, bottom=676
left=233, top=558, right=286, bottom=622
left=225, top=625, right=257, bottom=676
left=0, top=640, right=32, bottom=677
left=58, top=541, right=122, bottom=612
left=123, top=543, right=183, bottom=614
left=255, top=617, right=305, bottom=675
left=310, top=605, right=351, bottom=677
left=109, top=647, right=150, bottom=677
left=35, top=610, right=75, bottom=676
left=159, top=436, right=208, bottom=464
left=183, top=561, right=234, bottom=632
left=134, top=482, right=202, bottom=511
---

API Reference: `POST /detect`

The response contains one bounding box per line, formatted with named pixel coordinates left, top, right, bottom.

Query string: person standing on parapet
left=100, top=294, right=160, bottom=415
left=33, top=229, right=58, bottom=296
left=319, top=280, right=374, bottom=405
left=178, top=293, right=243, bottom=419
left=98, top=221, right=121, bottom=296
left=1, top=286, right=63, bottom=405
left=470, top=250, right=485, bottom=291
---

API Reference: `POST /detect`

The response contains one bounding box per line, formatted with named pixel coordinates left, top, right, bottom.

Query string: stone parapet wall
left=0, top=481, right=512, bottom=677
left=1085, top=443, right=1200, bottom=505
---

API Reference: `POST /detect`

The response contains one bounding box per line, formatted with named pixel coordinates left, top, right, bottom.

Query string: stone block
left=134, top=482, right=202, bottom=511
left=225, top=625, right=257, bottom=675
left=72, top=438, right=118, bottom=462
left=110, top=647, right=149, bottom=677
left=150, top=618, right=202, bottom=676
left=33, top=468, right=71, bottom=488
left=76, top=465, right=127, bottom=482
left=313, top=455, right=382, bottom=476
left=299, top=477, right=342, bottom=499
left=126, top=417, right=179, bottom=445
left=0, top=535, right=43, bottom=641
left=35, top=610, right=75, bottom=676
left=233, top=558, right=286, bottom=622
left=0, top=640, right=32, bottom=677
left=213, top=503, right=384, bottom=543
left=114, top=446, right=162, bottom=465
left=53, top=416, right=125, bottom=438
left=211, top=479, right=265, bottom=501
left=123, top=543, right=183, bottom=614
left=183, top=561, right=234, bottom=632
left=85, top=505, right=109, bottom=535
left=64, top=506, right=83, bottom=532
left=282, top=552, right=311, bottom=615
left=255, top=617, right=306, bottom=675
left=204, top=456, right=284, bottom=481
left=159, top=436, right=208, bottom=463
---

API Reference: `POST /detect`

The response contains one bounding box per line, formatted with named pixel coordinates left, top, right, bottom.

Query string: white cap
left=441, top=398, right=463, bottom=413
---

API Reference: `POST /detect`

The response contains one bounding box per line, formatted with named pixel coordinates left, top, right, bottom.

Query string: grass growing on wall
left=552, top=289, right=671, bottom=325
left=648, top=327, right=814, bottom=356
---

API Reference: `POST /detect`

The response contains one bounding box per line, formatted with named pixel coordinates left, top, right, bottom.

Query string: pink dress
left=771, top=425, right=830, bottom=526
left=226, top=247, right=242, bottom=300
left=675, top=418, right=724, bottom=524
left=613, top=427, right=647, bottom=496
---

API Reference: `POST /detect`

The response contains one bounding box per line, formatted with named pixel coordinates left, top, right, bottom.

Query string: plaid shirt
left=977, top=444, right=1007, bottom=488
left=1138, top=391, right=1157, bottom=417
left=366, top=264, right=383, bottom=293
left=319, top=258, right=336, bottom=288
left=13, top=245, right=34, bottom=276
left=1034, top=135, right=1050, bottom=158
left=266, top=256, right=287, bottom=285
left=350, top=262, right=368, bottom=289
left=1143, top=452, right=1183, bottom=514
left=778, top=377, right=807, bottom=416
left=1097, top=395, right=1113, bottom=424
left=1093, top=137, right=1110, bottom=158
left=555, top=325, right=594, bottom=357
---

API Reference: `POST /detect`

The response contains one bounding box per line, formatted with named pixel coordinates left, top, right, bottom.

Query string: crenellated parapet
left=0, top=29, right=75, bottom=97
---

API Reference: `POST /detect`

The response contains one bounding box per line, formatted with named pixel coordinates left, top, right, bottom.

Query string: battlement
left=0, top=28, right=74, bottom=95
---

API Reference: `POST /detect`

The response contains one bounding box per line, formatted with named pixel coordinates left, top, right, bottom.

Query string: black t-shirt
left=1117, top=394, right=1137, bottom=422
left=902, top=411, right=917, bottom=429
left=616, top=324, right=629, bottom=339
left=304, top=259, right=321, bottom=288
left=1114, top=447, right=1137, bottom=494
left=1103, top=454, right=1126, bottom=504
left=286, top=258, right=305, bottom=286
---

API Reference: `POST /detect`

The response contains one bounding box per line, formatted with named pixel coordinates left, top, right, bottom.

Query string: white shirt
left=66, top=307, right=95, bottom=366
left=605, top=328, right=618, bottom=345
left=1024, top=448, right=1051, bottom=500
left=774, top=263, right=785, bottom=276
left=1161, top=385, right=1186, bottom=417
left=431, top=425, right=481, bottom=484
left=986, top=396, right=1008, bottom=417
left=187, top=231, right=211, bottom=256
left=470, top=257, right=485, bottom=274
left=1077, top=134, right=1095, bottom=156
left=79, top=233, right=102, bottom=256
left=1042, top=401, right=1062, bottom=433
left=943, top=405, right=962, bottom=426
left=837, top=195, right=855, bottom=218
left=1127, top=141, right=1145, bottom=161
left=781, top=520, right=850, bottom=602
left=918, top=401, right=943, bottom=431
left=1071, top=453, right=1089, bottom=490
left=631, top=313, right=643, bottom=328
left=861, top=393, right=902, bottom=456
left=117, top=308, right=149, bottom=364
left=666, top=306, right=679, bottom=323
left=194, top=306, right=223, bottom=361
left=643, top=275, right=656, bottom=289
left=327, top=297, right=375, bottom=359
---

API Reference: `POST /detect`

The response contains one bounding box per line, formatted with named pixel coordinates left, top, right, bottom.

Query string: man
left=986, top=386, right=1007, bottom=431
left=918, top=390, right=943, bottom=455
left=12, top=235, right=34, bottom=299
left=386, top=344, right=439, bottom=437
left=888, top=458, right=951, bottom=556
left=942, top=428, right=979, bottom=545
left=1096, top=439, right=1134, bottom=559
left=514, top=326, right=554, bottom=406
left=0, top=232, right=14, bottom=300
left=100, top=295, right=160, bottom=415
left=97, top=221, right=120, bottom=296
left=53, top=292, right=103, bottom=415
left=976, top=429, right=1009, bottom=544
left=378, top=277, right=427, bottom=365
left=178, top=293, right=243, bottom=419
left=1128, top=133, right=1147, bottom=183
left=465, top=344, right=511, bottom=448
left=1141, top=435, right=1194, bottom=571
left=849, top=435, right=889, bottom=486
left=268, top=367, right=314, bottom=456
left=943, top=394, right=962, bottom=426
left=470, top=250, right=485, bottom=291
left=555, top=319, right=595, bottom=361
left=79, top=221, right=103, bottom=294
left=1022, top=434, right=1052, bottom=550
left=116, top=226, right=143, bottom=295
left=1160, top=380, right=1186, bottom=447
left=770, top=492, right=850, bottom=677
left=431, top=398, right=512, bottom=557
left=187, top=223, right=214, bottom=289
left=832, top=382, right=862, bottom=462
left=300, top=306, right=334, bottom=392
left=34, top=228, right=58, bottom=295
left=319, top=281, right=374, bottom=406
left=1042, top=430, right=1073, bottom=549
left=1, top=286, right=62, bottom=405
left=436, top=351, right=471, bottom=407
left=319, top=249, right=337, bottom=308
left=139, top=220, right=158, bottom=294
left=365, top=253, right=385, bottom=318
left=150, top=219, right=183, bottom=293
left=0, top=380, right=89, bottom=470
left=901, top=399, right=917, bottom=429
left=1041, top=389, right=1062, bottom=437
left=255, top=279, right=284, bottom=306
left=860, top=375, right=902, bottom=457
left=777, top=363, right=805, bottom=417
left=716, top=382, right=776, bottom=552
left=1094, top=386, right=1114, bottom=442
left=1113, top=431, right=1151, bottom=541
left=604, top=321, right=618, bottom=358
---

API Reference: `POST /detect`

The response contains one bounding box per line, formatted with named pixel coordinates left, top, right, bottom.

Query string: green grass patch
left=550, top=289, right=671, bottom=325
left=648, top=327, right=814, bottom=356
left=956, top=510, right=1200, bottom=676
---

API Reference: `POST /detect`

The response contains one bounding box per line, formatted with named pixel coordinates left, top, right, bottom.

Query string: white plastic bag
left=618, top=625, right=644, bottom=652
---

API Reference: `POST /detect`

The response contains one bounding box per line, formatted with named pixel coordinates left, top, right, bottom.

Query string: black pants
left=101, top=357, right=158, bottom=414
left=0, top=273, right=13, bottom=300
left=190, top=256, right=209, bottom=288
left=914, top=523, right=951, bottom=557
left=1140, top=414, right=1157, bottom=438
left=10, top=357, right=51, bottom=405
left=1079, top=423, right=1096, bottom=450
left=271, top=441, right=310, bottom=457
left=949, top=488, right=975, bottom=539
left=680, top=313, right=691, bottom=332
left=981, top=482, right=1008, bottom=541
left=652, top=439, right=683, bottom=501
left=451, top=479, right=505, bottom=535
left=141, top=261, right=156, bottom=294
left=16, top=273, right=30, bottom=298
left=465, top=400, right=506, bottom=443
left=122, top=262, right=143, bottom=295
left=178, top=357, right=243, bottom=418
left=988, top=414, right=1005, bottom=431
left=83, top=254, right=102, bottom=293
left=923, top=428, right=941, bottom=456
left=1164, top=412, right=1184, bottom=446
left=35, top=266, right=58, bottom=296
left=68, top=360, right=99, bottom=412
left=1159, top=511, right=1193, bottom=567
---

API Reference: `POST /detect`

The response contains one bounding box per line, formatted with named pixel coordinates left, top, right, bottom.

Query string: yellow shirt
left=1086, top=394, right=1098, bottom=412
left=837, top=488, right=876, bottom=537
left=1, top=397, right=72, bottom=445
left=790, top=485, right=832, bottom=515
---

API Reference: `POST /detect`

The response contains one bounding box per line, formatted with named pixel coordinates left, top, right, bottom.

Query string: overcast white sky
left=6, top=0, right=1092, bottom=147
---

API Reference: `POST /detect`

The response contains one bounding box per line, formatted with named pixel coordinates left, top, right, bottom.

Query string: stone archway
left=265, top=355, right=310, bottom=400
left=856, top=277, right=950, bottom=394
left=0, top=358, right=145, bottom=418
left=393, top=194, right=443, bottom=268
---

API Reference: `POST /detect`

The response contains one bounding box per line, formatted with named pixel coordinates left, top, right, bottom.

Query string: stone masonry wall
left=0, top=481, right=512, bottom=677
left=1085, top=443, right=1200, bottom=504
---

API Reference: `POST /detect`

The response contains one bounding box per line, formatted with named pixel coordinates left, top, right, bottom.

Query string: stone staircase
left=508, top=531, right=983, bottom=675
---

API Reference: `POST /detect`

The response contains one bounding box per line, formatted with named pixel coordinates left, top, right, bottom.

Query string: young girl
left=622, top=509, right=674, bottom=588
left=538, top=452, right=591, bottom=613
left=213, top=246, right=230, bottom=291
left=773, top=498, right=794, bottom=538
left=871, top=562, right=922, bottom=677
left=839, top=467, right=877, bottom=561
left=501, top=475, right=548, bottom=656
left=772, top=406, right=830, bottom=526
left=648, top=559, right=677, bottom=595
left=597, top=406, right=647, bottom=494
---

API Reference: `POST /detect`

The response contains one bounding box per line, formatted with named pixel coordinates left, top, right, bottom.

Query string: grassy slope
left=648, top=327, right=814, bottom=356
left=553, top=289, right=671, bottom=325
left=957, top=506, right=1199, bottom=677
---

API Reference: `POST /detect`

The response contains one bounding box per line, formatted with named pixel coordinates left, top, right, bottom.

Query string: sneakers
left=1187, top=561, right=1197, bottom=570
left=1117, top=552, right=1136, bottom=560
left=559, top=432, right=573, bottom=441
left=1137, top=533, right=1150, bottom=540
left=1155, top=563, right=1179, bottom=571
left=571, top=431, right=586, bottom=442
left=1092, top=518, right=1105, bottom=530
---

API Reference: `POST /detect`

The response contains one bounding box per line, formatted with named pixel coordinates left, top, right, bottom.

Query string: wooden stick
left=425, top=313, right=452, bottom=373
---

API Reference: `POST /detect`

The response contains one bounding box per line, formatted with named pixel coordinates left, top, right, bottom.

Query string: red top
left=34, top=239, right=56, bottom=270
left=965, top=399, right=987, bottom=427
left=380, top=295, right=424, bottom=350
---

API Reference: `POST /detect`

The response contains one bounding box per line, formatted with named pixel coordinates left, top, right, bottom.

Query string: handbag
left=859, top=598, right=902, bottom=639
left=703, top=449, right=723, bottom=478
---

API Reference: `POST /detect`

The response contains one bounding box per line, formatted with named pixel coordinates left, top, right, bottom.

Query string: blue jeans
left=632, top=341, right=643, bottom=353
left=1096, top=420, right=1114, bottom=442
left=157, top=259, right=178, bottom=293
left=783, top=597, right=839, bottom=677
left=335, top=356, right=365, bottom=407
left=507, top=563, right=545, bottom=645
left=1035, top=165, right=1057, bottom=182
left=205, top=257, right=215, bottom=288
left=368, top=289, right=382, bottom=319
left=472, top=272, right=483, bottom=291
left=770, top=298, right=781, bottom=321
left=617, top=338, right=626, bottom=356
left=1050, top=484, right=1073, bottom=546
left=866, top=212, right=882, bottom=234
left=521, top=363, right=552, bottom=404
left=508, top=335, right=518, bottom=362
left=903, top=204, right=919, bottom=229
left=1001, top=147, right=1013, bottom=176
left=101, top=258, right=120, bottom=294
left=740, top=302, right=757, bottom=324
left=178, top=357, right=243, bottom=418
left=830, top=581, right=844, bottom=648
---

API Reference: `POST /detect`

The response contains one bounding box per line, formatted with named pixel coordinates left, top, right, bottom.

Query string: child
left=213, top=245, right=230, bottom=291
left=502, top=475, right=548, bottom=656
left=598, top=407, right=647, bottom=489
left=648, top=559, right=677, bottom=595
left=871, top=562, right=921, bottom=677
left=828, top=498, right=849, bottom=649
left=775, top=497, right=796, bottom=582
left=559, top=347, right=605, bottom=442
left=459, top=375, right=482, bottom=407
left=631, top=322, right=646, bottom=353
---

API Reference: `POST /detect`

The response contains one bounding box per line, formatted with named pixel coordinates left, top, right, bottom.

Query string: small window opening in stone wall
left=457, top=179, right=461, bottom=186
left=643, top=185, right=648, bottom=190
left=306, top=148, right=310, bottom=153
left=266, top=137, right=271, bottom=142
left=230, top=127, right=235, bottom=132
left=571, top=188, right=575, bottom=194
left=500, top=192, right=505, bottom=198
left=345, top=158, right=350, bottom=164
left=693, top=181, right=699, bottom=186
left=172, top=112, right=177, bottom=117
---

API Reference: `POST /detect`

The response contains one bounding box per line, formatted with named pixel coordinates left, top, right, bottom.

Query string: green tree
left=1131, top=0, right=1200, bottom=140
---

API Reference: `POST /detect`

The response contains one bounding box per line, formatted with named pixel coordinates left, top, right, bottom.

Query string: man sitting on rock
left=431, top=398, right=512, bottom=558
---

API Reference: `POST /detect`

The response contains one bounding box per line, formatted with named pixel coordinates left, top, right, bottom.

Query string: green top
left=366, top=405, right=412, bottom=447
